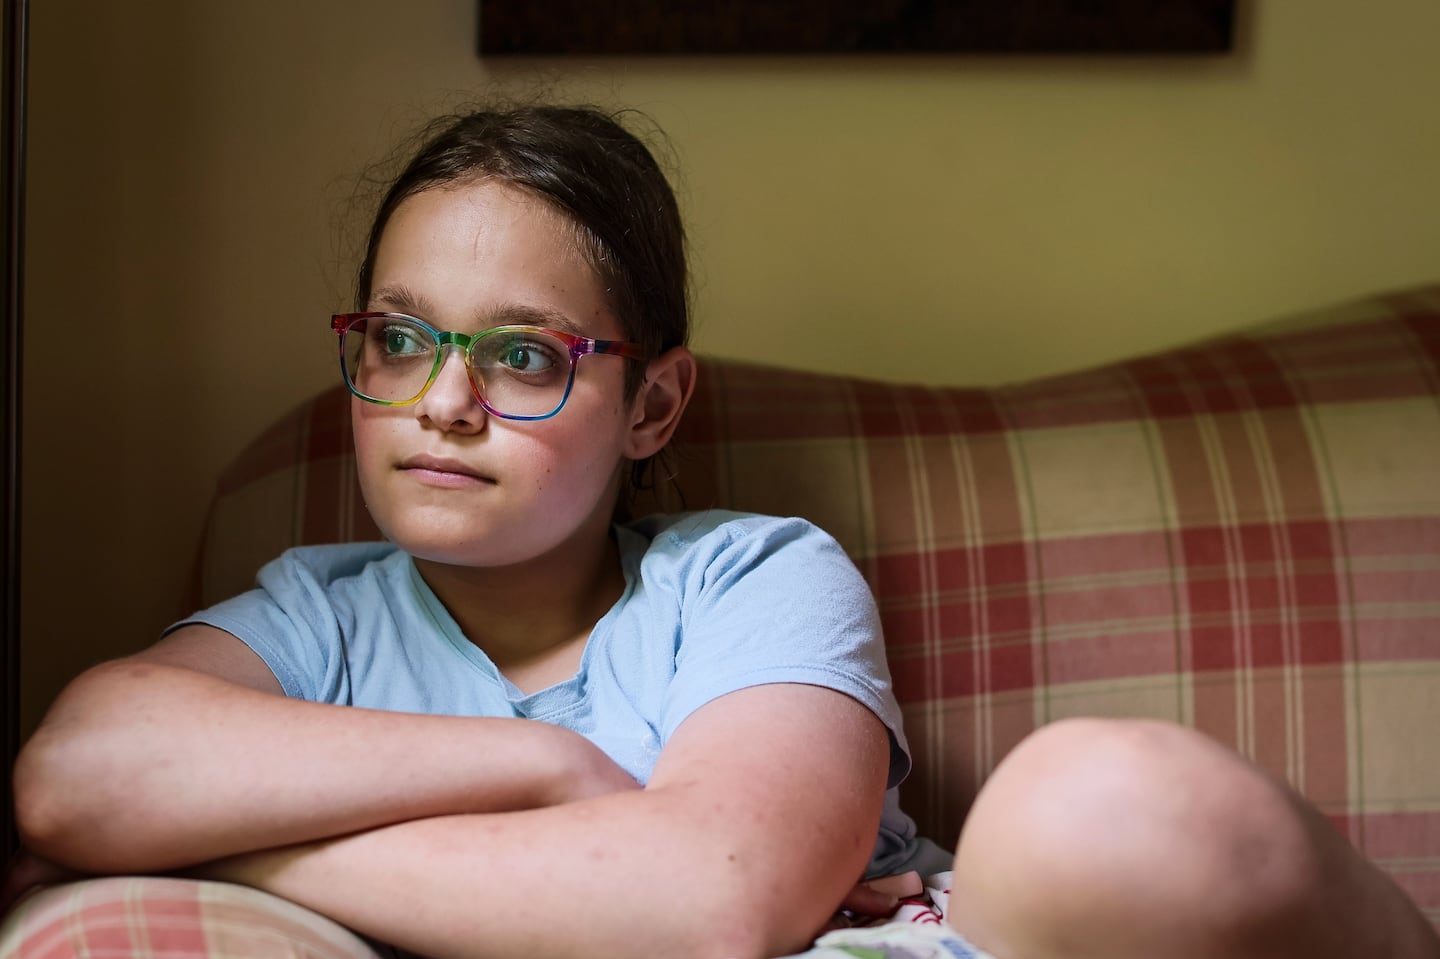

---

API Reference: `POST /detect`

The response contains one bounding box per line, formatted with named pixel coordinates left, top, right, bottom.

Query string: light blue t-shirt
left=172, top=510, right=938, bottom=875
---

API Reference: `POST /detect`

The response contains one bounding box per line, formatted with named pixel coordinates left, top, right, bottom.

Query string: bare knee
left=948, top=718, right=1328, bottom=954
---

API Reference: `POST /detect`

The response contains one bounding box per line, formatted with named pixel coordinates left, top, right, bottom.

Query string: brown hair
left=357, top=105, right=690, bottom=400
left=356, top=104, right=690, bottom=497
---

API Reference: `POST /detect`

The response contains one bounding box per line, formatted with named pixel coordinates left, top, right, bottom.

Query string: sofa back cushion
left=195, top=285, right=1440, bottom=922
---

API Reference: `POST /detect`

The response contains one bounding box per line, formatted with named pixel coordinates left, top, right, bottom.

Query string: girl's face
left=353, top=179, right=641, bottom=569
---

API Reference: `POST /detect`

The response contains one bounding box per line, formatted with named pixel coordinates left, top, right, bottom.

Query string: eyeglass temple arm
left=588, top=338, right=647, bottom=360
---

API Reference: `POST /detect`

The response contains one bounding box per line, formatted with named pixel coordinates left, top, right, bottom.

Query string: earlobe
left=626, top=347, right=697, bottom=460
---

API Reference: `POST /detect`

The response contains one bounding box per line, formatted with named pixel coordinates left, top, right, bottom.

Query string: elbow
left=14, top=729, right=149, bottom=873
left=641, top=805, right=877, bottom=958
left=713, top=915, right=809, bottom=959
left=663, top=861, right=837, bottom=959
left=13, top=729, right=86, bottom=862
left=661, top=899, right=776, bottom=959
left=12, top=669, right=150, bottom=869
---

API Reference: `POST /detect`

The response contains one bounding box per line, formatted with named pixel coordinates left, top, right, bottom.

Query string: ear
left=625, top=346, right=697, bottom=460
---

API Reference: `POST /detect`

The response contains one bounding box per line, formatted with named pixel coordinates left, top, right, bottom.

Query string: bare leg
left=945, top=718, right=1439, bottom=959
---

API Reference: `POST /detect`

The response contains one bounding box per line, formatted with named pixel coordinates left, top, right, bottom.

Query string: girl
left=7, top=105, right=944, bottom=959
left=7, top=106, right=1438, bottom=959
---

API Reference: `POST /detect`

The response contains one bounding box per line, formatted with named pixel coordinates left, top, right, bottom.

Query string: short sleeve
left=164, top=543, right=397, bottom=702
left=651, top=513, right=911, bottom=787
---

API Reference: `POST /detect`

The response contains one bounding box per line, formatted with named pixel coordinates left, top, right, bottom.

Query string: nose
left=414, top=348, right=486, bottom=433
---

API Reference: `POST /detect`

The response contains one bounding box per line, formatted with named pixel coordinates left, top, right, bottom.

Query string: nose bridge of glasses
left=436, top=327, right=583, bottom=368
left=432, top=337, right=479, bottom=396
left=423, top=336, right=489, bottom=412
left=432, top=331, right=483, bottom=388
left=434, top=329, right=475, bottom=354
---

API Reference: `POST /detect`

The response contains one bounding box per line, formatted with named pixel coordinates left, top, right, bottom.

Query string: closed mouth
left=399, top=454, right=494, bottom=483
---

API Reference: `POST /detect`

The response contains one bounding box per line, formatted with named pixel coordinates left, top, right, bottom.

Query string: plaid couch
left=6, top=283, right=1438, bottom=954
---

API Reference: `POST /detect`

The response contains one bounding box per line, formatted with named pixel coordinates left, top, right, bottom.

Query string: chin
left=376, top=517, right=548, bottom=570
left=383, top=529, right=504, bottom=568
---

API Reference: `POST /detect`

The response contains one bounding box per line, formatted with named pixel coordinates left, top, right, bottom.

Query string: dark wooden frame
left=3, top=0, right=26, bottom=861
left=479, top=0, right=1236, bottom=56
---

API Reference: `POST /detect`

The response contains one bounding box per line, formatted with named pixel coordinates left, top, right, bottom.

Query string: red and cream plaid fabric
left=188, top=284, right=1440, bottom=930
left=0, top=878, right=383, bottom=958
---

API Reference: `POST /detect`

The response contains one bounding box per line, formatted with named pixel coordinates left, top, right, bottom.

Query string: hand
left=816, top=871, right=926, bottom=936
left=546, top=733, right=643, bottom=806
left=1, top=847, right=84, bottom=914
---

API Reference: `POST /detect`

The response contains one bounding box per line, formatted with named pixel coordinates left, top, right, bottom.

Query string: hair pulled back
left=357, top=105, right=690, bottom=398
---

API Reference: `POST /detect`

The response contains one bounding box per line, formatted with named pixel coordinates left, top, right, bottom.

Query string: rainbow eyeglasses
left=332, top=312, right=646, bottom=421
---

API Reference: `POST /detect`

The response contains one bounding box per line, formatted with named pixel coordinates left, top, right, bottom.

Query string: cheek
left=526, top=432, right=600, bottom=489
left=350, top=407, right=380, bottom=464
left=527, top=416, right=629, bottom=492
left=350, top=404, right=401, bottom=489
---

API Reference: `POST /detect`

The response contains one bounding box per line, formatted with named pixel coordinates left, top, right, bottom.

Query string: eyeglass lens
left=342, top=315, right=574, bottom=418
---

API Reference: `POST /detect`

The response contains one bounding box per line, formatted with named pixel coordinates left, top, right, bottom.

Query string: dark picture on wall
left=478, top=0, right=1237, bottom=56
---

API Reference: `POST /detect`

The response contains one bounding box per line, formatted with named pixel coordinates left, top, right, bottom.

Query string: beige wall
left=18, top=0, right=1440, bottom=733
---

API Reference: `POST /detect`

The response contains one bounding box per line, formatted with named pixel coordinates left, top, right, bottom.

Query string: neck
left=412, top=516, right=627, bottom=680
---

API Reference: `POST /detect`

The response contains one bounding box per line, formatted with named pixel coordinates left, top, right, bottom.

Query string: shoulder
left=618, top=510, right=876, bottom=643
left=620, top=510, right=867, bottom=611
left=256, top=542, right=405, bottom=589
left=628, top=508, right=820, bottom=542
left=626, top=513, right=906, bottom=784
left=243, top=542, right=409, bottom=609
left=174, top=543, right=411, bottom=702
left=623, top=510, right=850, bottom=575
left=188, top=542, right=408, bottom=641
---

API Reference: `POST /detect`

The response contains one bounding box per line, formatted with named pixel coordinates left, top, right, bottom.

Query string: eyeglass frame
left=331, top=311, right=648, bottom=421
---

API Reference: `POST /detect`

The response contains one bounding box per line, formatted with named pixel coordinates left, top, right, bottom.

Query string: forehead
left=380, top=179, right=582, bottom=261
left=370, top=179, right=611, bottom=327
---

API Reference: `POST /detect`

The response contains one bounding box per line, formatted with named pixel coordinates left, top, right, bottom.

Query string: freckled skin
left=352, top=181, right=641, bottom=574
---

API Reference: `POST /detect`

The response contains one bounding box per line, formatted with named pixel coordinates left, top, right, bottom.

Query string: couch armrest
left=1, top=877, right=385, bottom=958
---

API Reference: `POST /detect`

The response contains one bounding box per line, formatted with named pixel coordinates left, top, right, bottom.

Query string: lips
left=398, top=453, right=494, bottom=485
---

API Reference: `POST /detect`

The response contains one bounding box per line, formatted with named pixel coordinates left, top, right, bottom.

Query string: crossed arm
left=12, top=625, right=893, bottom=959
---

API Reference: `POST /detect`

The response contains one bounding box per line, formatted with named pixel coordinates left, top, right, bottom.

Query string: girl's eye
left=500, top=342, right=554, bottom=373
left=482, top=334, right=562, bottom=375
left=380, top=324, right=429, bottom=356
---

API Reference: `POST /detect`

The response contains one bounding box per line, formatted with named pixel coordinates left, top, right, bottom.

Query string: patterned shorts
left=779, top=871, right=996, bottom=959
left=789, top=922, right=994, bottom=959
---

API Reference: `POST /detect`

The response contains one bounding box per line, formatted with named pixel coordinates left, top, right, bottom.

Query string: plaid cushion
left=0, top=877, right=383, bottom=958
left=193, top=284, right=1440, bottom=929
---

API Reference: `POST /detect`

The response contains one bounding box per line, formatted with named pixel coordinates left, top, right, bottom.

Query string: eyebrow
left=368, top=285, right=434, bottom=317
left=368, top=286, right=588, bottom=338
left=486, top=304, right=586, bottom=337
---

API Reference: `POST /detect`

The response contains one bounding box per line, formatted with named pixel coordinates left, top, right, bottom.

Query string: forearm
left=202, top=685, right=893, bottom=959
left=14, top=659, right=630, bottom=872
left=205, top=787, right=833, bottom=959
